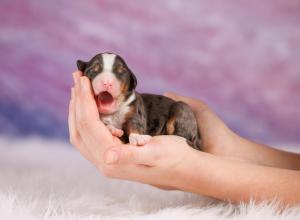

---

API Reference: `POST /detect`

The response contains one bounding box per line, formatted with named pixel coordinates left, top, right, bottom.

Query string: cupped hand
left=69, top=71, right=201, bottom=189
left=68, top=71, right=237, bottom=190
left=68, top=71, right=122, bottom=170
left=69, top=75, right=300, bottom=205
left=102, top=135, right=196, bottom=189
left=101, top=93, right=240, bottom=189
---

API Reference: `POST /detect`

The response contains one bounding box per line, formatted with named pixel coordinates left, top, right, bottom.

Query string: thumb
left=104, top=145, right=156, bottom=166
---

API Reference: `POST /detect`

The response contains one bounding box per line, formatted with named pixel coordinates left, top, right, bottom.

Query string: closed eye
left=93, top=63, right=102, bottom=72
left=116, top=65, right=127, bottom=74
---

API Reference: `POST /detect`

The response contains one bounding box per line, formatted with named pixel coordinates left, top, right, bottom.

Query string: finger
left=103, top=161, right=169, bottom=186
left=77, top=77, right=112, bottom=138
left=104, top=145, right=157, bottom=166
left=68, top=87, right=96, bottom=165
left=76, top=76, right=99, bottom=121
left=74, top=77, right=116, bottom=155
left=68, top=87, right=79, bottom=143
left=102, top=163, right=151, bottom=182
left=72, top=70, right=82, bottom=84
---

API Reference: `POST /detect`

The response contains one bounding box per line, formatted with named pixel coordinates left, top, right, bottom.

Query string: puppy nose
left=103, top=82, right=112, bottom=89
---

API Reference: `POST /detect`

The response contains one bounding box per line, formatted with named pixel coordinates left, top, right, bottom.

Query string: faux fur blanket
left=0, top=137, right=299, bottom=220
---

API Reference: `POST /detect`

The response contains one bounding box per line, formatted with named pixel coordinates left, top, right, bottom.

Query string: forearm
left=177, top=150, right=300, bottom=206
left=193, top=107, right=300, bottom=170
left=227, top=135, right=300, bottom=170
left=166, top=93, right=300, bottom=171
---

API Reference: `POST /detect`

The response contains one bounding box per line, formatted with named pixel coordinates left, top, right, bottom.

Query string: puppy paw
left=107, top=125, right=124, bottom=137
left=129, top=133, right=151, bottom=146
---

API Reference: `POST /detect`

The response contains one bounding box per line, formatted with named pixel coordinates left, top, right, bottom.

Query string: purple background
left=0, top=0, right=300, bottom=146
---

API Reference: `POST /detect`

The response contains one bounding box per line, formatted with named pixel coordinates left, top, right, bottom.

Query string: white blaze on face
left=92, top=53, right=121, bottom=97
left=102, top=53, right=116, bottom=72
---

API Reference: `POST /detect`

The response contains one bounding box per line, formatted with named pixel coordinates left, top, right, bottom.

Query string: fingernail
left=105, top=151, right=119, bottom=164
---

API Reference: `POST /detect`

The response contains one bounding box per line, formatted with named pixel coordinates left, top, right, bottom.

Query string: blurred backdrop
left=0, top=0, right=299, bottom=146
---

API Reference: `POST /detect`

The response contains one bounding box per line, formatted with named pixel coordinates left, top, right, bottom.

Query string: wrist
left=174, top=149, right=237, bottom=201
left=174, top=148, right=213, bottom=196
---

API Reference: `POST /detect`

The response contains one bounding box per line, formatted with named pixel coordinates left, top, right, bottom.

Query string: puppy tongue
left=98, top=92, right=114, bottom=105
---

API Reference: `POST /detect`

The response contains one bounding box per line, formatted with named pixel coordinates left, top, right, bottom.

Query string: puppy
left=77, top=52, right=201, bottom=150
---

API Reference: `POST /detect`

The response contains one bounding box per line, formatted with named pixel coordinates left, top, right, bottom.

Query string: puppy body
left=77, top=52, right=201, bottom=150
left=125, top=93, right=201, bottom=149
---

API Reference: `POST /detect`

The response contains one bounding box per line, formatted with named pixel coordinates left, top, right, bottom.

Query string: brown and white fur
left=77, top=52, right=201, bottom=149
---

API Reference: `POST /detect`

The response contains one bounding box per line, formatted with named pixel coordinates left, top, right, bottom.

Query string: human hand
left=68, top=72, right=234, bottom=189
left=164, top=92, right=238, bottom=156
left=99, top=92, right=240, bottom=189
left=68, top=71, right=123, bottom=169
left=68, top=72, right=199, bottom=189
left=69, top=76, right=300, bottom=203
left=102, top=135, right=197, bottom=190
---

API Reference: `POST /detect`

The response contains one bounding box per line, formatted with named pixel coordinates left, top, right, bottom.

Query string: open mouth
left=96, top=91, right=117, bottom=114
left=98, top=91, right=114, bottom=105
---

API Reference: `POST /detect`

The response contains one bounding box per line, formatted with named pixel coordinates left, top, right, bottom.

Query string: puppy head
left=77, top=52, right=137, bottom=114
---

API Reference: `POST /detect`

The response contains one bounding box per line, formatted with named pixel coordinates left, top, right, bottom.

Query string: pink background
left=0, top=0, right=300, bottom=146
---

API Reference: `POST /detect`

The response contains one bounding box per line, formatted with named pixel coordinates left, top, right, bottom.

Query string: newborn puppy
left=77, top=52, right=201, bottom=150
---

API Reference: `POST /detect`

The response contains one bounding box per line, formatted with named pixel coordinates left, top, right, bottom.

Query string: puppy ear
left=77, top=60, right=87, bottom=72
left=129, top=71, right=137, bottom=91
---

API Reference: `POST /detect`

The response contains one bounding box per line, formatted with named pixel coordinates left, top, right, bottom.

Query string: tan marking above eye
left=93, top=63, right=102, bottom=72
left=116, top=64, right=126, bottom=73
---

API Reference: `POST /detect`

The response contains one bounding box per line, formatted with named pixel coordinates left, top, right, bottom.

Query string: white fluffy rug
left=0, top=137, right=299, bottom=220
